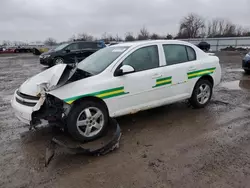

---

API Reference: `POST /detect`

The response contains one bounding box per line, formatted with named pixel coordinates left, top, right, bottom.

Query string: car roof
left=114, top=40, right=194, bottom=48
left=71, top=41, right=98, bottom=44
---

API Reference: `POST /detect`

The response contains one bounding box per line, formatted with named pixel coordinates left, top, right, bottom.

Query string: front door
left=109, top=45, right=166, bottom=116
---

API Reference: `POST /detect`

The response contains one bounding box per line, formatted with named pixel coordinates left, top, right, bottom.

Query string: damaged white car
left=11, top=40, right=221, bottom=142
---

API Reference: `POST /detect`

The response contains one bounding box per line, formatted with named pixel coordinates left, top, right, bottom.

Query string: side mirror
left=65, top=49, right=70, bottom=53
left=115, top=65, right=135, bottom=76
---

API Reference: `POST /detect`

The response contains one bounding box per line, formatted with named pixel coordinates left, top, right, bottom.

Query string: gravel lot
left=1, top=52, right=250, bottom=188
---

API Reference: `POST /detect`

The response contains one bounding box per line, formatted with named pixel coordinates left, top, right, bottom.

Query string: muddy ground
left=1, top=52, right=250, bottom=188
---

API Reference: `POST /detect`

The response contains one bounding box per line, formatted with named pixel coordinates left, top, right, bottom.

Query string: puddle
left=226, top=68, right=244, bottom=72
left=220, top=80, right=250, bottom=90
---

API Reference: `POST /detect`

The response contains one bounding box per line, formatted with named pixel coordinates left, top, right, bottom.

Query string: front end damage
left=11, top=63, right=82, bottom=129
left=11, top=85, right=70, bottom=130
left=31, top=93, right=70, bottom=129
left=11, top=63, right=122, bottom=166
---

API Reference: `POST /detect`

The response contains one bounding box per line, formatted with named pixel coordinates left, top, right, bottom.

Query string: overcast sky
left=0, top=0, right=249, bottom=43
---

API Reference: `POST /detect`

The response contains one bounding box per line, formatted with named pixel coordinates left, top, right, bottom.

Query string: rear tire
left=189, top=79, right=213, bottom=108
left=67, top=100, right=109, bottom=142
left=53, top=57, right=64, bottom=65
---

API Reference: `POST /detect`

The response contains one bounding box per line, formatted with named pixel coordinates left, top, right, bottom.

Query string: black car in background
left=242, top=51, right=250, bottom=74
left=39, top=41, right=106, bottom=66
left=197, top=41, right=210, bottom=52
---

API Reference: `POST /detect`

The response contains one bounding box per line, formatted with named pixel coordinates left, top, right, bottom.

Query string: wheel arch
left=54, top=56, right=64, bottom=60
left=198, top=75, right=214, bottom=87
left=71, top=96, right=110, bottom=116
left=191, top=75, right=214, bottom=95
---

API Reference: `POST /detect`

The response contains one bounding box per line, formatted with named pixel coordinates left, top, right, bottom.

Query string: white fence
left=181, top=37, right=250, bottom=51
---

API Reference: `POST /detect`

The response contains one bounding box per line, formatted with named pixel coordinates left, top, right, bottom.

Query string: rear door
left=63, top=43, right=81, bottom=63
left=160, top=44, right=198, bottom=98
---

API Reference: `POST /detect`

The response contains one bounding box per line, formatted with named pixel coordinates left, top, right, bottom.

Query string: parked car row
left=0, top=46, right=33, bottom=54
left=12, top=40, right=221, bottom=142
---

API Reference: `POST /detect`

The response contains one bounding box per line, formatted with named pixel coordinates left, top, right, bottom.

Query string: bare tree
left=125, top=32, right=135, bottom=41
left=150, top=33, right=160, bottom=40
left=137, top=27, right=150, bottom=40
left=236, top=26, right=244, bottom=36
left=207, top=18, right=239, bottom=37
left=44, top=38, right=57, bottom=46
left=107, top=34, right=116, bottom=42
left=243, top=31, right=250, bottom=36
left=2, top=40, right=10, bottom=46
left=178, top=13, right=205, bottom=38
left=68, top=35, right=76, bottom=42
left=76, top=33, right=94, bottom=41
left=166, top=34, right=173, bottom=39
left=115, top=34, right=122, bottom=42
left=101, top=32, right=115, bottom=43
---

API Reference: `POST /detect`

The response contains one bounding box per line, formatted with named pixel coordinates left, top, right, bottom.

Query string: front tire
left=67, top=100, right=109, bottom=142
left=189, top=79, right=213, bottom=108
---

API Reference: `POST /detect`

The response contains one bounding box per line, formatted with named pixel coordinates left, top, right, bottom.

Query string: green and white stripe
left=153, top=76, right=172, bottom=88
left=64, top=87, right=128, bottom=104
left=188, top=67, right=216, bottom=79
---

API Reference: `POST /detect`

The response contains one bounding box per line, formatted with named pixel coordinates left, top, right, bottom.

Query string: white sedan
left=11, top=40, right=221, bottom=141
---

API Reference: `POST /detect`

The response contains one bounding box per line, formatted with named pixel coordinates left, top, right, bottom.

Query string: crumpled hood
left=19, top=64, right=73, bottom=96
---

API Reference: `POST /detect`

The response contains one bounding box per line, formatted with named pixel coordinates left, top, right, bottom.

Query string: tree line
left=65, top=13, right=250, bottom=44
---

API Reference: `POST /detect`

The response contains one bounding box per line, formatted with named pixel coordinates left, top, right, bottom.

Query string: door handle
left=188, top=66, right=196, bottom=71
left=152, top=73, right=162, bottom=79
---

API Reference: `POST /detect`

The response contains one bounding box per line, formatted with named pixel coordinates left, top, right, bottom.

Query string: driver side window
left=65, top=43, right=79, bottom=51
left=122, top=45, right=159, bottom=72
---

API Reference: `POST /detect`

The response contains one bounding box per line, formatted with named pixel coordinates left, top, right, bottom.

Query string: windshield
left=54, top=43, right=69, bottom=51
left=78, top=46, right=129, bottom=75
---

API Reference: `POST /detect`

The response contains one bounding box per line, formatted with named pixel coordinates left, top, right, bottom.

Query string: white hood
left=19, top=64, right=68, bottom=96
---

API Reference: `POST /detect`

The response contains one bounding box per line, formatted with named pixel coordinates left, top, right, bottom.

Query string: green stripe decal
left=188, top=67, right=216, bottom=79
left=153, top=76, right=172, bottom=88
left=64, top=86, right=128, bottom=104
left=157, top=77, right=172, bottom=82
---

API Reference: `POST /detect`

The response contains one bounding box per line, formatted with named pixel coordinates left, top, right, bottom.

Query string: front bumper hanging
left=45, top=118, right=121, bottom=166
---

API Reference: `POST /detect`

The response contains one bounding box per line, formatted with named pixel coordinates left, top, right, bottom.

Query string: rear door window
left=79, top=42, right=97, bottom=49
left=163, top=44, right=188, bottom=65
left=186, top=46, right=196, bottom=61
